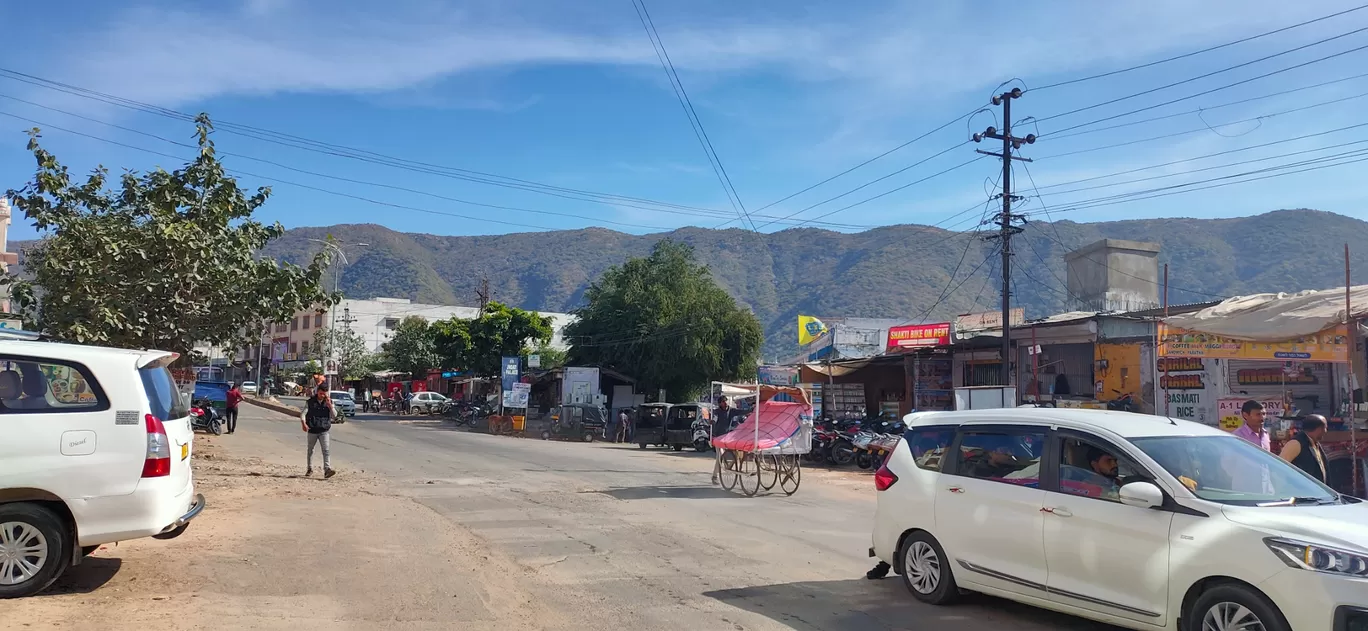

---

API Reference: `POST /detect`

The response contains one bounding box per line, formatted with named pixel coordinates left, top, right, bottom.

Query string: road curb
left=244, top=396, right=302, bottom=417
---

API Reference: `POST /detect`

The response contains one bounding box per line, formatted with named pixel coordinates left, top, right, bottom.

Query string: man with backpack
left=302, top=386, right=337, bottom=478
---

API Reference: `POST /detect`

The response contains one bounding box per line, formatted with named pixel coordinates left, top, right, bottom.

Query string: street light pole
left=308, top=239, right=368, bottom=390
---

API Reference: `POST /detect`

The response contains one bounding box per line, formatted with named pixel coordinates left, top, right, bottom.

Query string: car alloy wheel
left=903, top=540, right=940, bottom=595
left=1202, top=602, right=1266, bottom=631
left=0, top=522, right=48, bottom=586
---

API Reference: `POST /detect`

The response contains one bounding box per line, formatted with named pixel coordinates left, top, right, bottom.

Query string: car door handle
left=946, top=486, right=964, bottom=494
left=1041, top=507, right=1073, bottom=517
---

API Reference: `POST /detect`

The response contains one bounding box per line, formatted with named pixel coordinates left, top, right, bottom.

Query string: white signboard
left=502, top=382, right=531, bottom=408
left=528, top=354, right=541, bottom=368
left=324, top=359, right=339, bottom=376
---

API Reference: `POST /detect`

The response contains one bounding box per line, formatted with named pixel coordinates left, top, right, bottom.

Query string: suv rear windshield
left=141, top=366, right=190, bottom=420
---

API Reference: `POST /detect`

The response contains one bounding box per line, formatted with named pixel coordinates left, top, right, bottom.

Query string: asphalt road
left=217, top=404, right=1121, bottom=631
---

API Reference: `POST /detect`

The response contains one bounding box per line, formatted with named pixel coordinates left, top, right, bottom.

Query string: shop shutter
left=1225, top=360, right=1335, bottom=416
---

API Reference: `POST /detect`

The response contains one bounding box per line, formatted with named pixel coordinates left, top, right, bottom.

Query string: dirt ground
left=1, top=432, right=567, bottom=631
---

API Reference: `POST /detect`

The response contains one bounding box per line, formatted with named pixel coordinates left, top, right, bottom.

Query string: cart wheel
left=541, top=430, right=551, bottom=440
left=719, top=450, right=739, bottom=491
left=759, top=454, right=779, bottom=491
left=778, top=455, right=802, bottom=495
left=583, top=432, right=595, bottom=443
left=738, top=453, right=761, bottom=497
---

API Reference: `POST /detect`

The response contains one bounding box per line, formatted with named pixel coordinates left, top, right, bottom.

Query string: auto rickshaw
left=634, top=402, right=673, bottom=449
left=542, top=404, right=608, bottom=442
left=666, top=403, right=710, bottom=452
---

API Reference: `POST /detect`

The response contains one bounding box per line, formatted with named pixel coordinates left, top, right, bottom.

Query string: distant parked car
left=240, top=381, right=257, bottom=395
left=328, top=391, right=356, bottom=418
left=411, top=391, right=451, bottom=415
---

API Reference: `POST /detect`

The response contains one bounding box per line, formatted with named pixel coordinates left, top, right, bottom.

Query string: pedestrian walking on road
left=302, top=386, right=336, bottom=478
left=225, top=383, right=243, bottom=434
left=616, top=409, right=630, bottom=443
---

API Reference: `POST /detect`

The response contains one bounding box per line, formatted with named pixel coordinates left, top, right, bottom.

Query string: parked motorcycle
left=190, top=400, right=224, bottom=436
left=691, top=416, right=713, bottom=452
left=1107, top=390, right=1140, bottom=413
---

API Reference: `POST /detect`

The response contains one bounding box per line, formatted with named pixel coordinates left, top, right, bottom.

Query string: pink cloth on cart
left=712, top=401, right=806, bottom=451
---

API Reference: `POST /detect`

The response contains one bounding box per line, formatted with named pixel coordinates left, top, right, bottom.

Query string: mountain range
left=11, top=209, right=1363, bottom=358
left=240, top=209, right=1368, bottom=359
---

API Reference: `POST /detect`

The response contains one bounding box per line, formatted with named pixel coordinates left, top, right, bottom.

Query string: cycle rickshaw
left=710, top=383, right=813, bottom=496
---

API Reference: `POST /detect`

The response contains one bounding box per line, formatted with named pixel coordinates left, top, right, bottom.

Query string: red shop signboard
left=887, top=323, right=951, bottom=351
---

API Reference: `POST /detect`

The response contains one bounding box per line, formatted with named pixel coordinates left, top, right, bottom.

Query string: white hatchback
left=0, top=336, right=204, bottom=598
left=870, top=408, right=1368, bottom=631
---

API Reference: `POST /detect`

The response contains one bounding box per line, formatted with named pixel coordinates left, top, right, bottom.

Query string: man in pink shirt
left=1232, top=400, right=1271, bottom=452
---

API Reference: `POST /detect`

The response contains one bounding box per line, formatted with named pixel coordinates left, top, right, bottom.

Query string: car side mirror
left=1118, top=481, right=1164, bottom=509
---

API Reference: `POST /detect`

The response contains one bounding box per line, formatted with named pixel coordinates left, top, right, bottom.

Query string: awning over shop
left=1164, top=285, right=1368, bottom=341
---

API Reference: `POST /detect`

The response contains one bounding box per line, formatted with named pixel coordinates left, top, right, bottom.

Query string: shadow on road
left=40, top=556, right=123, bottom=596
left=704, top=579, right=1122, bottom=631
left=589, top=485, right=746, bottom=500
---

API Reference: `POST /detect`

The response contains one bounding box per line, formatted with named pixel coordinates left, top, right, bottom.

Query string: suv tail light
left=142, top=413, right=171, bottom=478
left=874, top=463, right=898, bottom=491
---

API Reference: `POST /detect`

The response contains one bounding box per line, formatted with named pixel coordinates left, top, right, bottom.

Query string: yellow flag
left=798, top=315, right=828, bottom=346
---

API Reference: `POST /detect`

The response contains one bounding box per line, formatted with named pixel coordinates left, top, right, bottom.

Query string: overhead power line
left=1032, top=3, right=1368, bottom=90
left=1035, top=96, right=1368, bottom=161
left=0, top=92, right=881, bottom=232
left=1038, top=34, right=1368, bottom=134
left=0, top=66, right=734, bottom=221
left=1043, top=71, right=1368, bottom=141
left=631, top=0, right=755, bottom=231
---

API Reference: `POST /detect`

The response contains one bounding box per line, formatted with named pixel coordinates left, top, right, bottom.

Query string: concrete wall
left=1065, top=239, right=1161, bottom=313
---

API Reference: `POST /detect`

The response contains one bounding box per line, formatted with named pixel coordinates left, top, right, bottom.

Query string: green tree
left=529, top=343, right=567, bottom=370
left=431, top=302, right=553, bottom=377
left=312, top=326, right=373, bottom=380
left=565, top=240, right=762, bottom=398
left=381, top=316, right=438, bottom=377
left=3, top=116, right=335, bottom=356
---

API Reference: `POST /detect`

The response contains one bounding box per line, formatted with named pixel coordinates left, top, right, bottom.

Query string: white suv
left=871, top=408, right=1368, bottom=631
left=0, top=336, right=204, bottom=598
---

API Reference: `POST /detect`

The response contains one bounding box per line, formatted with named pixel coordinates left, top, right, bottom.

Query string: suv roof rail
left=0, top=329, right=47, bottom=342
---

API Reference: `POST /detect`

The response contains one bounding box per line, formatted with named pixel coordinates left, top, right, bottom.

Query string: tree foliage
left=3, top=115, right=335, bottom=356
left=312, top=326, right=374, bottom=380
left=565, top=240, right=762, bottom=398
left=381, top=316, right=438, bottom=377
left=431, top=302, right=553, bottom=377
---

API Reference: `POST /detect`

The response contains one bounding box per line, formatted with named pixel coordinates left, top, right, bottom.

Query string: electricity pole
left=972, top=87, right=1035, bottom=387
left=337, top=307, right=357, bottom=388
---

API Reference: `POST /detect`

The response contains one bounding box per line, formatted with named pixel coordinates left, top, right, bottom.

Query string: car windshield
left=1131, top=435, right=1340, bottom=506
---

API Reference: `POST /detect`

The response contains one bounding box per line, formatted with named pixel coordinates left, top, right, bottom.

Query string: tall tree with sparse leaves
left=565, top=240, right=762, bottom=398
left=3, top=115, right=335, bottom=357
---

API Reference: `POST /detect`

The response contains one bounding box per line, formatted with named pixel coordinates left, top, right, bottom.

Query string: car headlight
left=1265, top=537, right=1368, bottom=577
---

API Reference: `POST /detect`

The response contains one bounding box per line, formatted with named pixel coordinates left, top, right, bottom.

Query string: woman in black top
left=1279, top=415, right=1329, bottom=484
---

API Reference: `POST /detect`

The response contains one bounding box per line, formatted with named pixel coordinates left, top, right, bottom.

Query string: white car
left=328, top=391, right=355, bottom=418
left=0, top=335, right=204, bottom=598
left=871, top=408, right=1367, bottom=631
left=240, top=381, right=257, bottom=395
left=410, top=391, right=450, bottom=414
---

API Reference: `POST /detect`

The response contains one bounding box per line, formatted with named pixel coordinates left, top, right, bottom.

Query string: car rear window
left=141, top=366, right=190, bottom=420
left=903, top=426, right=956, bottom=471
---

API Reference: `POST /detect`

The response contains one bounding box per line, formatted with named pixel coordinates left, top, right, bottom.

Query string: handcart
left=710, top=382, right=813, bottom=496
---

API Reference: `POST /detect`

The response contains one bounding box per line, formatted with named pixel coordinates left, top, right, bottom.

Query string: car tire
left=899, top=531, right=958, bottom=606
left=1185, top=582, right=1290, bottom=631
left=0, top=503, right=71, bottom=599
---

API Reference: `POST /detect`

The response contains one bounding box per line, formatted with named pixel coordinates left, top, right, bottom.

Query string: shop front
left=886, top=322, right=952, bottom=412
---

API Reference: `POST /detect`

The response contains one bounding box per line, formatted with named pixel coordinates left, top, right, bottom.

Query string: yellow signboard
left=1158, top=324, right=1349, bottom=363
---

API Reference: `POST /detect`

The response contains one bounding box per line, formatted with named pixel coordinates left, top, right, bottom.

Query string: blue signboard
left=501, top=356, right=520, bottom=392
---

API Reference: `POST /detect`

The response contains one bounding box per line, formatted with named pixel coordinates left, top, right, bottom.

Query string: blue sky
left=1, top=0, right=1366, bottom=240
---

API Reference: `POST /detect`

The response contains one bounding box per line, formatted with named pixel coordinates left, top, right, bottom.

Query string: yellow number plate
left=181, top=443, right=190, bottom=460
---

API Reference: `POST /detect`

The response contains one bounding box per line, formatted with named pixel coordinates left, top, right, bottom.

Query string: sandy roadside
left=0, top=427, right=567, bottom=630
